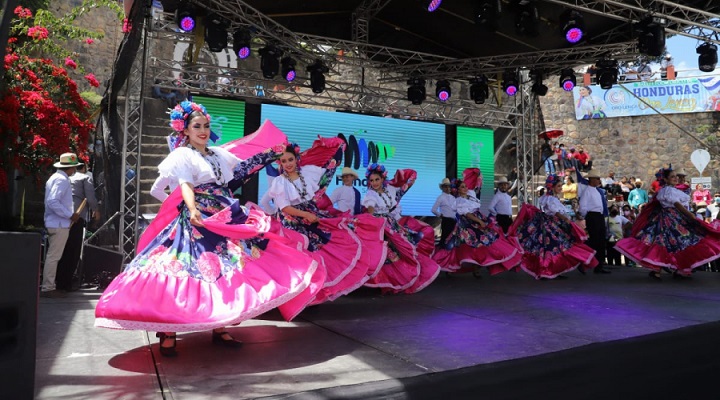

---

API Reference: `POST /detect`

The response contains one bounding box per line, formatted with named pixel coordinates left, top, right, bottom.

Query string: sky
left=652, top=34, right=719, bottom=79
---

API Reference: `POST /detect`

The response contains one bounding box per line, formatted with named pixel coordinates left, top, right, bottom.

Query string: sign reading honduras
left=571, top=74, right=720, bottom=120
left=259, top=104, right=446, bottom=216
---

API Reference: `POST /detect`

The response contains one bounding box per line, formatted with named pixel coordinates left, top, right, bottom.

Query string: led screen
left=456, top=126, right=495, bottom=214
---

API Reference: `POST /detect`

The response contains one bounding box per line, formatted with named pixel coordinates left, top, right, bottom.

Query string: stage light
left=595, top=59, right=618, bottom=89
left=427, top=0, right=442, bottom=12
left=475, top=0, right=501, bottom=32
left=469, top=76, right=489, bottom=104
left=436, top=80, right=451, bottom=102
left=407, top=75, right=426, bottom=105
left=502, top=71, right=519, bottom=96
left=514, top=0, right=538, bottom=37
left=530, top=69, right=547, bottom=96
left=307, top=60, right=329, bottom=93
left=259, top=45, right=280, bottom=79
left=697, top=42, right=718, bottom=72
left=232, top=29, right=251, bottom=60
left=281, top=57, right=296, bottom=82
left=175, top=1, right=195, bottom=32
left=204, top=14, right=228, bottom=52
left=637, top=16, right=666, bottom=57
left=560, top=10, right=584, bottom=44
left=559, top=68, right=576, bottom=91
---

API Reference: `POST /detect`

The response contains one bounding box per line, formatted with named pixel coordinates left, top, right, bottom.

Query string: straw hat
left=676, top=169, right=687, bottom=176
left=338, top=167, right=358, bottom=179
left=495, top=176, right=509, bottom=185
left=53, top=153, right=83, bottom=169
left=439, top=178, right=451, bottom=187
left=585, top=170, right=601, bottom=179
left=697, top=201, right=708, bottom=207
left=635, top=178, right=643, bottom=184
left=536, top=185, right=544, bottom=192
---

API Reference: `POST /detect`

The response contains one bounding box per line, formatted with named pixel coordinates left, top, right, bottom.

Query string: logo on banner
left=337, top=130, right=396, bottom=170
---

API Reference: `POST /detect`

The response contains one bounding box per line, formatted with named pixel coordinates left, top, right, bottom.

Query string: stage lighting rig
left=175, top=1, right=196, bottom=32
left=469, top=76, right=489, bottom=104
left=436, top=80, right=451, bottom=102
left=559, top=68, right=576, bottom=91
left=407, top=75, right=427, bottom=105
left=205, top=14, right=228, bottom=52
left=514, top=0, right=538, bottom=37
left=530, top=69, right=548, bottom=96
left=595, top=59, right=618, bottom=89
left=259, top=45, right=281, bottom=79
left=636, top=15, right=666, bottom=57
left=307, top=60, right=329, bottom=94
left=232, top=28, right=251, bottom=60
left=697, top=42, right=718, bottom=73
left=560, top=10, right=584, bottom=44
left=427, top=0, right=442, bottom=12
left=475, top=0, right=501, bottom=32
left=502, top=71, right=519, bottom=96
left=281, top=57, right=296, bottom=82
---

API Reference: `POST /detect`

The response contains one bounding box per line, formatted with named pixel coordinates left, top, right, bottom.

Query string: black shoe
left=555, top=275, right=569, bottom=280
left=649, top=272, right=662, bottom=281
left=578, top=266, right=586, bottom=275
left=212, top=331, right=243, bottom=348
left=594, top=267, right=611, bottom=274
left=156, top=332, right=178, bottom=357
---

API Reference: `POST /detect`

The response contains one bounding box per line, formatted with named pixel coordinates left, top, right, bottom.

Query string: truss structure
left=516, top=81, right=538, bottom=207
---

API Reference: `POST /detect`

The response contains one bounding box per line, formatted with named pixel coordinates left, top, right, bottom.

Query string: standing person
left=661, top=54, right=674, bottom=80
left=509, top=175, right=598, bottom=279
left=675, top=169, right=690, bottom=195
left=576, top=169, right=611, bottom=274
left=56, top=163, right=100, bottom=292
left=628, top=179, right=649, bottom=211
left=606, top=206, right=630, bottom=267
left=328, top=167, right=362, bottom=215
left=42, top=153, right=82, bottom=298
left=431, top=178, right=456, bottom=246
left=539, top=138, right=555, bottom=175
left=575, top=86, right=607, bottom=119
left=363, top=164, right=440, bottom=293
left=616, top=167, right=720, bottom=280
left=95, top=101, right=319, bottom=357
left=487, top=176, right=513, bottom=233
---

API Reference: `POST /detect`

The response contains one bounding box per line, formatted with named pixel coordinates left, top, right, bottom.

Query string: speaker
left=82, top=244, right=124, bottom=289
left=0, top=231, right=42, bottom=400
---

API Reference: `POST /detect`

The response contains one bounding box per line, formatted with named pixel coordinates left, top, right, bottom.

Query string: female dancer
left=95, top=101, right=318, bottom=357
left=509, top=174, right=598, bottom=279
left=615, top=167, right=720, bottom=280
left=433, top=173, right=521, bottom=276
left=266, top=140, right=386, bottom=312
left=362, top=164, right=440, bottom=293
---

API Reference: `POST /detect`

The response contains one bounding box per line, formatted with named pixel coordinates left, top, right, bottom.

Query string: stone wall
left=539, top=79, right=720, bottom=188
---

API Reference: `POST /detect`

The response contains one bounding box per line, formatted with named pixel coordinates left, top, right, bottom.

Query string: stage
left=34, top=266, right=720, bottom=399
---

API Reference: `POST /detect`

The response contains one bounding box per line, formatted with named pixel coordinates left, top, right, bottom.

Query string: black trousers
left=496, top=214, right=513, bottom=234
left=584, top=211, right=606, bottom=265
left=56, top=219, right=85, bottom=291
left=440, top=217, right=456, bottom=246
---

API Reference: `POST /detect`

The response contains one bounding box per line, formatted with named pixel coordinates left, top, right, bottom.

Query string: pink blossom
left=31, top=135, right=47, bottom=148
left=64, top=57, right=77, bottom=69
left=27, top=26, right=49, bottom=40
left=171, top=119, right=185, bottom=132
left=84, top=73, right=100, bottom=87
left=84, top=38, right=95, bottom=44
left=14, top=7, right=32, bottom=18
left=196, top=252, right=222, bottom=281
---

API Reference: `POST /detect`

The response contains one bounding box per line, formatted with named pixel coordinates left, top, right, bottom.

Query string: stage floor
left=34, top=266, right=720, bottom=399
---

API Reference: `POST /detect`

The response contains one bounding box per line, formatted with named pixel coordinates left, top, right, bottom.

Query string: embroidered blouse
left=456, top=191, right=482, bottom=215
left=363, top=185, right=402, bottom=219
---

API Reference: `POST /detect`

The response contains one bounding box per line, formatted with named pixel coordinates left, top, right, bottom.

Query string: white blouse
left=656, top=186, right=690, bottom=209
left=456, top=191, right=482, bottom=215
left=363, top=185, right=402, bottom=219
left=539, top=195, right=567, bottom=216
left=267, top=165, right=325, bottom=210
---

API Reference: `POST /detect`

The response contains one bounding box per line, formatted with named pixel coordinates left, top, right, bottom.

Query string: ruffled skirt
left=508, top=204, right=598, bottom=279
left=615, top=201, right=720, bottom=275
left=94, top=184, right=317, bottom=332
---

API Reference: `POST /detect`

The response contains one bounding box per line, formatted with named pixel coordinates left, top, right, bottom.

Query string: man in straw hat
left=42, top=153, right=82, bottom=298
left=329, top=167, right=362, bottom=215
left=431, top=178, right=456, bottom=246
left=488, top=176, right=513, bottom=233
left=675, top=168, right=690, bottom=195
left=576, top=169, right=610, bottom=274
left=628, top=178, right=648, bottom=211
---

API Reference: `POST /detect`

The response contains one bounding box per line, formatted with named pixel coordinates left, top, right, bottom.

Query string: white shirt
left=656, top=186, right=690, bottom=209
left=577, top=182, right=604, bottom=216
left=329, top=185, right=357, bottom=214
left=431, top=192, right=456, bottom=218
left=539, top=195, right=567, bottom=216
left=488, top=191, right=512, bottom=216
left=455, top=191, right=482, bottom=215
left=363, top=186, right=402, bottom=220
left=44, top=170, right=74, bottom=228
left=267, top=165, right=324, bottom=210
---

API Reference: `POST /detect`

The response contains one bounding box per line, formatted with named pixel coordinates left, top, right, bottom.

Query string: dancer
left=576, top=169, right=612, bottom=274
left=487, top=176, right=513, bottom=234
left=615, top=167, right=720, bottom=280
left=266, top=140, right=386, bottom=311
left=431, top=178, right=456, bottom=246
left=95, top=102, right=318, bottom=357
left=508, top=174, right=598, bottom=279
left=433, top=171, right=521, bottom=276
left=363, top=164, right=440, bottom=293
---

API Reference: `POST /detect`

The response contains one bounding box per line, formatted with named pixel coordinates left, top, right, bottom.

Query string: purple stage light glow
left=437, top=90, right=450, bottom=101
left=566, top=27, right=583, bottom=43
left=179, top=16, right=195, bottom=32
left=428, top=0, right=442, bottom=12
left=505, top=85, right=517, bottom=96
left=237, top=47, right=250, bottom=59
left=562, top=80, right=575, bottom=91
left=285, top=70, right=296, bottom=82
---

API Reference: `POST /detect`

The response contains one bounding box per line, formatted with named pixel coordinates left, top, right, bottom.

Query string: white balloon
left=691, top=149, right=711, bottom=175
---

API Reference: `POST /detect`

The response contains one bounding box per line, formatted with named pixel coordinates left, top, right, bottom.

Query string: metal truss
left=118, top=30, right=147, bottom=263
left=515, top=79, right=537, bottom=207
left=352, top=0, right=394, bottom=43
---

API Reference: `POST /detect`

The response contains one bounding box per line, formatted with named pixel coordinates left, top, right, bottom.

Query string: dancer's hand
left=189, top=208, right=204, bottom=227
left=304, top=212, right=319, bottom=224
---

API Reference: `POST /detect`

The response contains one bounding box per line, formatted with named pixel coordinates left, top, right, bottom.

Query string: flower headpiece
left=655, top=164, right=673, bottom=187
left=545, top=174, right=561, bottom=194
left=167, top=100, right=218, bottom=150
left=365, top=163, right=388, bottom=185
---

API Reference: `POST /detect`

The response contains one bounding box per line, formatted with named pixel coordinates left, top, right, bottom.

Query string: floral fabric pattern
left=445, top=211, right=500, bottom=249
left=279, top=200, right=332, bottom=251
left=514, top=212, right=577, bottom=256
left=632, top=206, right=703, bottom=252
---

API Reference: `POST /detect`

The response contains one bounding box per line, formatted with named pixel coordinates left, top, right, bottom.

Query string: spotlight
left=407, top=75, right=427, bottom=105
left=175, top=1, right=195, bottom=32
left=502, top=71, right=519, bottom=96
left=530, top=69, right=547, bottom=96
left=514, top=0, right=538, bottom=37
left=697, top=42, right=718, bottom=73
left=559, top=68, right=576, bottom=91
left=436, top=80, right=451, bottom=102
left=204, top=14, right=228, bottom=52
left=475, top=0, right=501, bottom=32
left=427, top=0, right=442, bottom=12
left=281, top=57, right=296, bottom=82
left=560, top=10, right=584, bottom=44
left=469, top=76, right=489, bottom=104
left=595, top=59, right=618, bottom=89
left=259, top=45, right=280, bottom=79
left=307, top=60, right=329, bottom=93
left=636, top=16, right=666, bottom=57
left=232, top=29, right=251, bottom=60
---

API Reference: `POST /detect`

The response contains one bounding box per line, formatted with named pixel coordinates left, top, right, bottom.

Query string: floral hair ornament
left=167, top=100, right=219, bottom=150
left=655, top=163, right=673, bottom=187
left=545, top=174, right=561, bottom=193
left=365, top=163, right=388, bottom=186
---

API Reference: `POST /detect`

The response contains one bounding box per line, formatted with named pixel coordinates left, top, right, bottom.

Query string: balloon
left=691, top=149, right=711, bottom=175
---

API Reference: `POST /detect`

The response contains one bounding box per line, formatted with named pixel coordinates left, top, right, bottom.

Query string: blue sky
left=655, top=34, right=718, bottom=78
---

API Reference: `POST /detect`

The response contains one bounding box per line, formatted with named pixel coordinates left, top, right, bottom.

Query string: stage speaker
left=0, top=231, right=42, bottom=400
left=81, top=244, right=124, bottom=289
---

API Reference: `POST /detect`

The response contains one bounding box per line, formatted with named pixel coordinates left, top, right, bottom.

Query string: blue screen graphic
left=259, top=105, right=446, bottom=216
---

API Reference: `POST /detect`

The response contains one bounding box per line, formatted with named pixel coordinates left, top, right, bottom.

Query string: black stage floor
left=34, top=266, right=720, bottom=399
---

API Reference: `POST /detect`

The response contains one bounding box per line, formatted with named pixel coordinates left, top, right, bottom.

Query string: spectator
left=675, top=169, right=690, bottom=195
left=606, top=205, right=630, bottom=267
left=637, top=61, right=653, bottom=81
left=574, top=146, right=593, bottom=172
left=692, top=183, right=712, bottom=205
left=660, top=54, right=674, bottom=80
left=539, top=138, right=555, bottom=175
left=628, top=179, right=649, bottom=211
left=152, top=79, right=179, bottom=108
left=623, top=62, right=638, bottom=81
